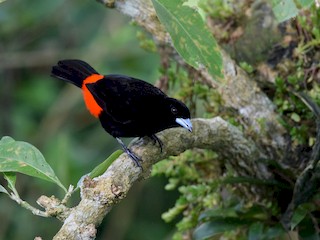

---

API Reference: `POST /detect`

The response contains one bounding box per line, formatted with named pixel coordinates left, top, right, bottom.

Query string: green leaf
left=89, top=150, right=123, bottom=178
left=297, top=0, right=314, bottom=8
left=151, top=0, right=223, bottom=81
left=199, top=207, right=238, bottom=221
left=271, top=0, right=299, bottom=22
left=183, top=0, right=206, bottom=20
left=4, top=172, right=16, bottom=192
left=265, top=224, right=286, bottom=238
left=291, top=203, right=315, bottom=230
left=298, top=216, right=320, bottom=240
left=248, top=222, right=264, bottom=240
left=0, top=136, right=67, bottom=192
left=0, top=184, right=8, bottom=195
left=162, top=197, right=188, bottom=223
left=193, top=218, right=249, bottom=240
left=291, top=112, right=301, bottom=122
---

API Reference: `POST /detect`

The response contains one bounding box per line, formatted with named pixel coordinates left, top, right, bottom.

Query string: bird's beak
left=175, top=118, right=193, bottom=132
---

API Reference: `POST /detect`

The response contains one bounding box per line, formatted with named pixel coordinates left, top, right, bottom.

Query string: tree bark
left=41, top=117, right=269, bottom=239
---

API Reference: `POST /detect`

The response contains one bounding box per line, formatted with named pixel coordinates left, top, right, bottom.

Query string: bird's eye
left=171, top=107, right=178, bottom=114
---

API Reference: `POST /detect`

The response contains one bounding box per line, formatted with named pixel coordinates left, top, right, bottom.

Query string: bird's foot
left=125, top=148, right=142, bottom=168
left=149, top=134, right=163, bottom=153
left=116, top=137, right=142, bottom=169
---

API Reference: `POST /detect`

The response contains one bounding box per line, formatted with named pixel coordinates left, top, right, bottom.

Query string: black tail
left=51, top=59, right=99, bottom=88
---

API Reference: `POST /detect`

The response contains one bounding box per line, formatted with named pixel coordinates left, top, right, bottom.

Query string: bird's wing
left=85, top=74, right=166, bottom=124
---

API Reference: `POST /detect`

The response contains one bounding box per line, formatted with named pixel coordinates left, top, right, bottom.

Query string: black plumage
left=51, top=59, right=192, bottom=166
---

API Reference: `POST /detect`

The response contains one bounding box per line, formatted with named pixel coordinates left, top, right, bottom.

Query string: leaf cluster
left=151, top=1, right=320, bottom=239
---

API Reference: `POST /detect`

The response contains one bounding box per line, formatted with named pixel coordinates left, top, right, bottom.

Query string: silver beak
left=175, top=118, right=193, bottom=132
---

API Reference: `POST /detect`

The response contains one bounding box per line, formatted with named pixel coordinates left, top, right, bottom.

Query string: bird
left=51, top=59, right=192, bottom=167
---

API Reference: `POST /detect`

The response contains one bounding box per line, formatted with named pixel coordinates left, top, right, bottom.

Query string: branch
left=9, top=193, right=49, bottom=218
left=47, top=117, right=268, bottom=239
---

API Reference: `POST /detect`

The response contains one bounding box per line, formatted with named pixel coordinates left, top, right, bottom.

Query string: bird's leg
left=116, top=137, right=142, bottom=168
left=149, top=134, right=163, bottom=153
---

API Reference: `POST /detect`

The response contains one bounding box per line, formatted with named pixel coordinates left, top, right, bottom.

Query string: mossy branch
left=37, top=117, right=269, bottom=239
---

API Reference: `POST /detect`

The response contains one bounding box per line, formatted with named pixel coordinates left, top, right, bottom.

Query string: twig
left=9, top=193, right=48, bottom=217
left=61, top=185, right=75, bottom=205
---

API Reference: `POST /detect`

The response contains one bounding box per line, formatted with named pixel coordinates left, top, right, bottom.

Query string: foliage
left=200, top=0, right=315, bottom=23
left=136, top=31, right=158, bottom=53
left=89, top=150, right=123, bottom=179
left=272, top=7, right=320, bottom=147
left=151, top=1, right=320, bottom=240
left=153, top=149, right=290, bottom=239
left=194, top=205, right=285, bottom=240
left=152, top=150, right=221, bottom=239
left=0, top=136, right=66, bottom=192
left=271, top=0, right=314, bottom=22
left=151, top=0, right=223, bottom=81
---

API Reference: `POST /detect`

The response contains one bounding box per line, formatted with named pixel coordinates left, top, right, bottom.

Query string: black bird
left=51, top=59, right=192, bottom=166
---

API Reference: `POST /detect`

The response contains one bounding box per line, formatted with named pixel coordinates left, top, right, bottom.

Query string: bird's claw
left=149, top=134, right=163, bottom=153
left=125, top=148, right=142, bottom=168
left=116, top=137, right=143, bottom=169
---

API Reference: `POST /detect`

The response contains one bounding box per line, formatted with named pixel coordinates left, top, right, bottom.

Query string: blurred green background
left=0, top=0, right=178, bottom=239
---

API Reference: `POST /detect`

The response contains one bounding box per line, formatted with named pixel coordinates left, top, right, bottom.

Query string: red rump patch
left=82, top=74, right=104, bottom=118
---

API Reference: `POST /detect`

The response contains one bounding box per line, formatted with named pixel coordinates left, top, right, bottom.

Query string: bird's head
left=165, top=98, right=192, bottom=132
